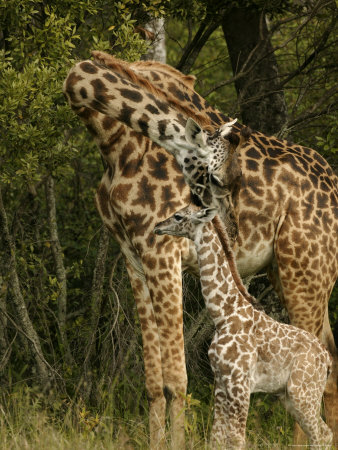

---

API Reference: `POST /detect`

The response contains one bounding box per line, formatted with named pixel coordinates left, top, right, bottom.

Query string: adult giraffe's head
left=185, top=118, right=238, bottom=170
left=174, top=118, right=251, bottom=245
left=178, top=118, right=251, bottom=209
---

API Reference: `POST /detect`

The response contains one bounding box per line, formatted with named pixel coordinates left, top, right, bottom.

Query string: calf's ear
left=192, top=207, right=218, bottom=224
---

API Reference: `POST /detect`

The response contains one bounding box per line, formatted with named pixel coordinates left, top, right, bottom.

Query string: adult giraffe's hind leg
left=322, top=306, right=338, bottom=436
left=272, top=213, right=338, bottom=445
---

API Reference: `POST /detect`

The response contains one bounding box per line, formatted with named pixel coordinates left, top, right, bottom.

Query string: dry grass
left=0, top=386, right=297, bottom=449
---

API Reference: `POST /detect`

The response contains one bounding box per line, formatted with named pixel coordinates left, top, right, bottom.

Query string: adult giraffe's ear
left=185, top=118, right=207, bottom=155
left=219, top=118, right=238, bottom=139
left=227, top=125, right=252, bottom=150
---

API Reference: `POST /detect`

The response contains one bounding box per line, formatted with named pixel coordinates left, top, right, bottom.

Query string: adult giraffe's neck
left=63, top=60, right=196, bottom=158
left=73, top=106, right=128, bottom=166
left=195, top=222, right=252, bottom=329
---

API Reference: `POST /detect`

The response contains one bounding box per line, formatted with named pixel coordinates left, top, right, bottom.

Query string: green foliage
left=2, top=4, right=79, bottom=64
left=0, top=55, right=78, bottom=186
left=328, top=282, right=338, bottom=327
left=316, top=118, right=338, bottom=156
left=0, top=2, right=77, bottom=188
left=0, top=0, right=149, bottom=390
left=167, top=21, right=238, bottom=115
left=247, top=394, right=294, bottom=447
left=0, top=0, right=154, bottom=190
left=163, top=0, right=303, bottom=21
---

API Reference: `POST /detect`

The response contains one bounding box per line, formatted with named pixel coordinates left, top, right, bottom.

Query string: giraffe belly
left=250, top=361, right=291, bottom=394
left=235, top=241, right=274, bottom=279
left=183, top=235, right=274, bottom=278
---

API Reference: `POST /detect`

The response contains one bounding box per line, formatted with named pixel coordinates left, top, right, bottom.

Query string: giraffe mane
left=211, top=214, right=263, bottom=310
left=91, top=51, right=216, bottom=130
left=131, top=59, right=197, bottom=90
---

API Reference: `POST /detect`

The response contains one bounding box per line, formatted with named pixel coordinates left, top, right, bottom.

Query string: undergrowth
left=0, top=381, right=296, bottom=449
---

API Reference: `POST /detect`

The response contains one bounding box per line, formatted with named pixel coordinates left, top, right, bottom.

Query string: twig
left=0, top=306, right=60, bottom=379
left=0, top=331, right=16, bottom=372
left=108, top=253, right=122, bottom=334
left=257, top=285, right=274, bottom=303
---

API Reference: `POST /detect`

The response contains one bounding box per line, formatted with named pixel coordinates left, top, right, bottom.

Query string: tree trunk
left=80, top=225, right=110, bottom=402
left=45, top=175, right=73, bottom=364
left=0, top=273, right=10, bottom=371
left=0, top=186, right=52, bottom=388
left=222, top=7, right=288, bottom=135
left=142, top=18, right=167, bottom=63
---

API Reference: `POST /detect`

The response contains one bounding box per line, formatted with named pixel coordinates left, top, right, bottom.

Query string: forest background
left=0, top=0, right=337, bottom=447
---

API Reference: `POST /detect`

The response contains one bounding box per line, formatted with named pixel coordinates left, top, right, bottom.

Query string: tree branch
left=287, top=93, right=338, bottom=129
left=0, top=274, right=10, bottom=371
left=279, top=13, right=338, bottom=87
left=0, top=185, right=52, bottom=388
left=46, top=175, right=73, bottom=365
left=204, top=3, right=336, bottom=105
left=176, top=17, right=220, bottom=74
left=79, top=225, right=110, bottom=402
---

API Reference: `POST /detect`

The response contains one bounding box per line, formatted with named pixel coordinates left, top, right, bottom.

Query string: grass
left=0, top=384, right=298, bottom=449
left=0, top=387, right=144, bottom=449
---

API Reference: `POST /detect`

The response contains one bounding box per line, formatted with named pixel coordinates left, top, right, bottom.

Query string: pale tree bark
left=45, top=175, right=73, bottom=364
left=143, top=18, right=167, bottom=63
left=222, top=6, right=288, bottom=135
left=0, top=186, right=52, bottom=387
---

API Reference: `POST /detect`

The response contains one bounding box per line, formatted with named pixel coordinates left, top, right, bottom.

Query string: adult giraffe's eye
left=210, top=174, right=223, bottom=187
left=174, top=213, right=184, bottom=222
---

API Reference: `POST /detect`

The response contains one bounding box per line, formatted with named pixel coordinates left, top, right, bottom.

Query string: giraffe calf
left=154, top=206, right=333, bottom=449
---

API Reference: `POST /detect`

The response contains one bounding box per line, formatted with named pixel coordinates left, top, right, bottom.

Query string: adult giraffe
left=63, top=51, right=338, bottom=447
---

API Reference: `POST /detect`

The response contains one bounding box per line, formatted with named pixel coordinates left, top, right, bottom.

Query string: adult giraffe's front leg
left=124, top=259, right=167, bottom=448
left=141, top=240, right=187, bottom=449
left=271, top=213, right=338, bottom=445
